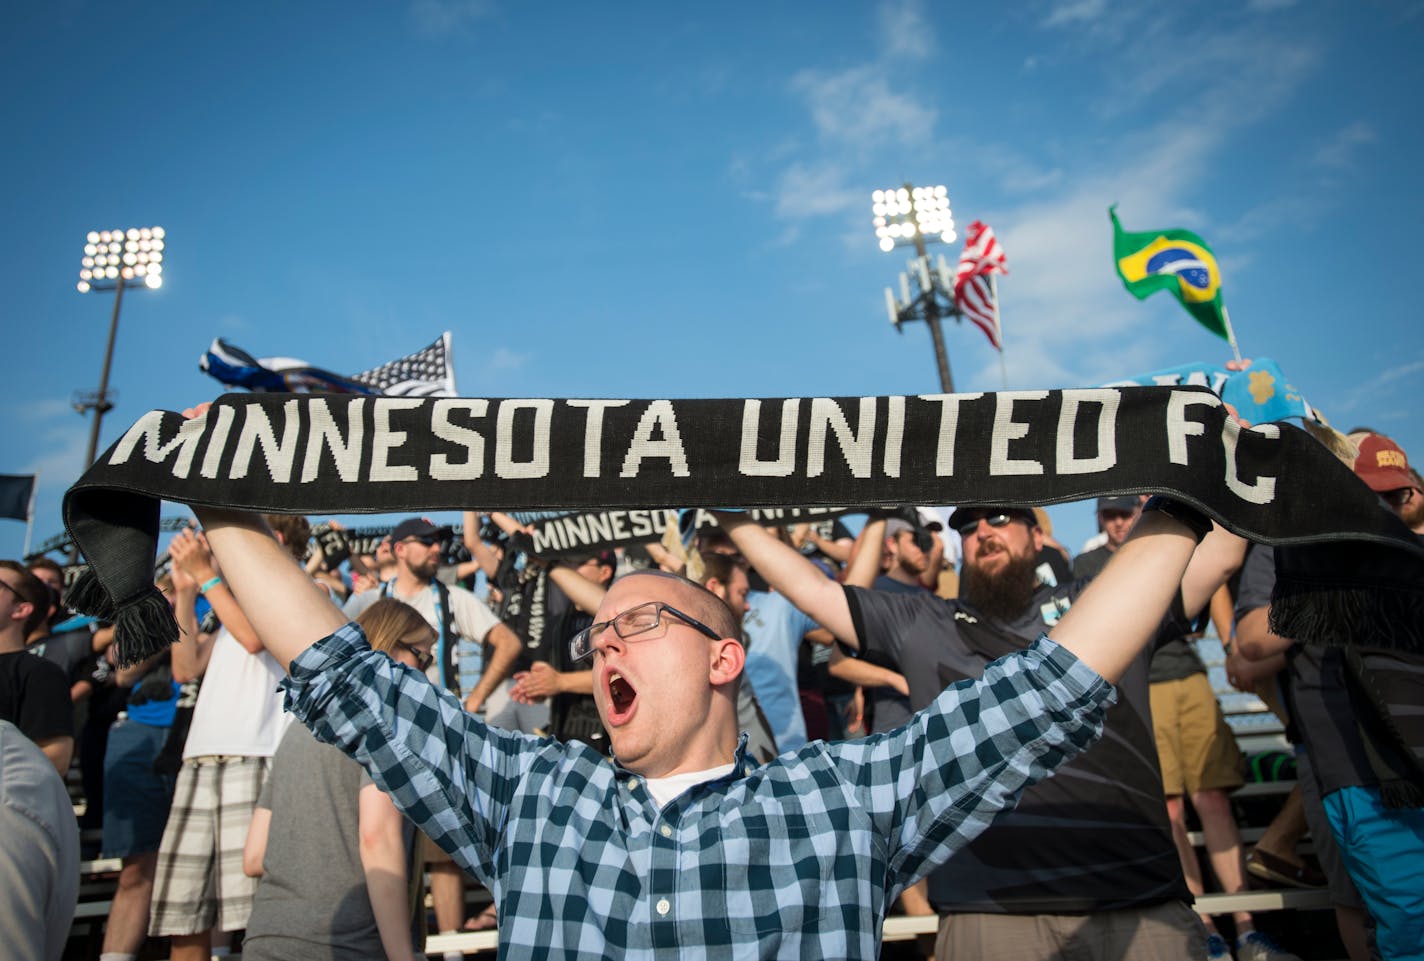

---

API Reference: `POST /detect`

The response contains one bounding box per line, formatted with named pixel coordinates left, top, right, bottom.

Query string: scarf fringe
left=1379, top=780, right=1424, bottom=810
left=1269, top=581, right=1424, bottom=653
left=111, top=589, right=180, bottom=666
left=65, top=569, right=118, bottom=621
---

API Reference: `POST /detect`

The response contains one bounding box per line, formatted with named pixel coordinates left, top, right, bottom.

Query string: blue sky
left=4, top=0, right=1421, bottom=562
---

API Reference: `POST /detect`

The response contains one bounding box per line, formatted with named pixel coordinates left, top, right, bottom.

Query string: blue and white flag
left=1103, top=357, right=1317, bottom=426
left=200, top=332, right=457, bottom=397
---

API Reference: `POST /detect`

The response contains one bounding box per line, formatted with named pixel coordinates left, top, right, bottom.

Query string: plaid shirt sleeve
left=826, top=635, right=1118, bottom=890
left=280, top=621, right=543, bottom=883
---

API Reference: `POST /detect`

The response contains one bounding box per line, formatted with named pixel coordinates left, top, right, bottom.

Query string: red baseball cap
left=1352, top=434, right=1416, bottom=493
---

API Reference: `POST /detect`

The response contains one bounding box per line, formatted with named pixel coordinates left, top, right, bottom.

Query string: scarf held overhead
left=63, top=388, right=1423, bottom=664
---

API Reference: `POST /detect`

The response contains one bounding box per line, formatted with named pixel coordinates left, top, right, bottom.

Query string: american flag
left=349, top=332, right=457, bottom=397
left=954, top=221, right=1009, bottom=350
left=200, top=332, right=457, bottom=397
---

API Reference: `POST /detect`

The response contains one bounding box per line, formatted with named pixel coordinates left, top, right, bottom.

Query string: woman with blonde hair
left=242, top=599, right=435, bottom=961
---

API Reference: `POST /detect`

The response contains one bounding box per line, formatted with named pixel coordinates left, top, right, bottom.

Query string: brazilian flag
left=1110, top=206, right=1228, bottom=341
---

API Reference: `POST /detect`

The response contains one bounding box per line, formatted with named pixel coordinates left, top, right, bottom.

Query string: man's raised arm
left=713, top=511, right=859, bottom=646
left=1047, top=503, right=1224, bottom=684
left=193, top=507, right=346, bottom=672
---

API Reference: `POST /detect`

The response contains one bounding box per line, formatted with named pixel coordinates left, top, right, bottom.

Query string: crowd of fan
left=0, top=429, right=1421, bottom=961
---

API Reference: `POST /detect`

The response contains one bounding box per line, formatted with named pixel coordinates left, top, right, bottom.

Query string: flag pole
left=990, top=274, right=1008, bottom=388
left=22, top=472, right=36, bottom=558
left=1221, top=307, right=1243, bottom=365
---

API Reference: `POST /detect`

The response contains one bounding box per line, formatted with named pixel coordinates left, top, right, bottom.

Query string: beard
left=961, top=550, right=1041, bottom=622
left=1401, top=491, right=1424, bottom=532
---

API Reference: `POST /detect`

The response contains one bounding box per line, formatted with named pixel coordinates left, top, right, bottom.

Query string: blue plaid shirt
left=283, top=623, right=1116, bottom=960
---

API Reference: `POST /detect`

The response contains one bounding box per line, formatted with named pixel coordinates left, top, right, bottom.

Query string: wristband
left=198, top=575, right=224, bottom=595
left=1142, top=496, right=1213, bottom=544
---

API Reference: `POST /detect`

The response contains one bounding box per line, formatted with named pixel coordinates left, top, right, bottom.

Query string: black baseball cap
left=1096, top=495, right=1141, bottom=513
left=946, top=505, right=1038, bottom=531
left=391, top=517, right=453, bottom=543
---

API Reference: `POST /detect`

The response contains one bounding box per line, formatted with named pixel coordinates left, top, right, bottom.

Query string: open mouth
left=605, top=670, right=638, bottom=724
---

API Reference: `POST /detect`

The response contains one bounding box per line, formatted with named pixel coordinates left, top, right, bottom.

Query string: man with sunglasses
left=723, top=504, right=1250, bottom=961
left=182, top=496, right=1225, bottom=959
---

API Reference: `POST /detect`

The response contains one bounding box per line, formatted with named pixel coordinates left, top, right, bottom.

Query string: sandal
left=1245, top=848, right=1326, bottom=889
left=464, top=903, right=498, bottom=931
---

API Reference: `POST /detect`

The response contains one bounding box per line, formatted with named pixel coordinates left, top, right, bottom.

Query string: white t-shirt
left=645, top=763, right=736, bottom=810
left=343, top=581, right=500, bottom=687
left=183, top=626, right=293, bottom=759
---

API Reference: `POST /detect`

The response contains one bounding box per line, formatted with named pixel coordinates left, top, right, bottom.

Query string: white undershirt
left=644, top=763, right=736, bottom=810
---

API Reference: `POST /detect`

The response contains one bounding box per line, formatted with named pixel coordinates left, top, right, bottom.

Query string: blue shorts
left=1323, top=785, right=1424, bottom=961
left=102, top=718, right=177, bottom=859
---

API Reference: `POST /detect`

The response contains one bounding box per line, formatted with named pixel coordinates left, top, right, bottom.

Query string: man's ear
left=1031, top=525, right=1045, bottom=552
left=708, top=637, right=744, bottom=687
left=9, top=599, right=33, bottom=628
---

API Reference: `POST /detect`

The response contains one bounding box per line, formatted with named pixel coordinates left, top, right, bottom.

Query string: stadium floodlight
left=73, top=226, right=168, bottom=484
left=78, top=225, right=164, bottom=292
left=872, top=184, right=955, bottom=253
left=872, top=185, right=959, bottom=392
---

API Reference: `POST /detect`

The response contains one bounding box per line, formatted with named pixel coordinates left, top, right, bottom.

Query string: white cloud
left=1042, top=0, right=1110, bottom=28
left=1313, top=121, right=1377, bottom=169
left=410, top=0, right=494, bottom=36
left=790, top=66, right=937, bottom=147
left=773, top=163, right=862, bottom=220
left=878, top=0, right=934, bottom=60
left=486, top=347, right=529, bottom=370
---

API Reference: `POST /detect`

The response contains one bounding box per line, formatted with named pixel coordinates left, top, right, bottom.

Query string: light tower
left=74, top=226, right=166, bottom=470
left=873, top=184, right=961, bottom=392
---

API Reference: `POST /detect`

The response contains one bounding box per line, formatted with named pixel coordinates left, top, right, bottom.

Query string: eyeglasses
left=0, top=579, right=29, bottom=605
left=396, top=642, right=433, bottom=671
left=954, top=513, right=1019, bottom=539
left=1382, top=488, right=1416, bottom=509
left=569, top=601, right=721, bottom=663
left=402, top=535, right=445, bottom=548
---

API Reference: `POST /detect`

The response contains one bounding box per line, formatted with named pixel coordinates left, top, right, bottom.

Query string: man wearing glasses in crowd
left=184, top=495, right=1236, bottom=959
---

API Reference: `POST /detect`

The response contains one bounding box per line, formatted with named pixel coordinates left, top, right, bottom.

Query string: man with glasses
left=723, top=505, right=1255, bottom=961
left=1073, top=495, right=1143, bottom=581
left=0, top=560, right=73, bottom=775
left=185, top=497, right=1227, bottom=959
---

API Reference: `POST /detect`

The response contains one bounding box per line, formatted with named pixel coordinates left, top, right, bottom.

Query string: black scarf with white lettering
left=63, top=388, right=1424, bottom=664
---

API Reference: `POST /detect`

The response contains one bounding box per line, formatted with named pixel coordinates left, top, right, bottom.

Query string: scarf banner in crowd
left=63, top=387, right=1423, bottom=664
left=1103, top=358, right=1317, bottom=426
left=526, top=506, right=855, bottom=558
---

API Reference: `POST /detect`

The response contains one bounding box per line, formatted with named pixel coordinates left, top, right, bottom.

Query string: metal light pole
left=873, top=184, right=960, bottom=393
left=74, top=226, right=166, bottom=468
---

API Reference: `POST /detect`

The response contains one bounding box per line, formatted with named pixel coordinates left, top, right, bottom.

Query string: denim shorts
left=102, top=718, right=177, bottom=858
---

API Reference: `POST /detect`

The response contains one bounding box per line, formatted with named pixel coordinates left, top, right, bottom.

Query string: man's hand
left=510, top=662, right=563, bottom=703
left=169, top=527, right=219, bottom=585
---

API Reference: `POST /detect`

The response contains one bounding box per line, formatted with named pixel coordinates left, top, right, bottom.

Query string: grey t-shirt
left=845, top=582, right=1189, bottom=914
left=243, top=723, right=417, bottom=961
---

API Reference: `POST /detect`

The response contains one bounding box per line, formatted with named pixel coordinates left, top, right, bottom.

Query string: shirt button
left=659, top=823, right=673, bottom=838
left=627, top=778, right=640, bottom=790
left=656, top=898, right=671, bottom=916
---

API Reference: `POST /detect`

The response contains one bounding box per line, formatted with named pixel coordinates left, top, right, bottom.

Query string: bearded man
left=724, top=505, right=1257, bottom=961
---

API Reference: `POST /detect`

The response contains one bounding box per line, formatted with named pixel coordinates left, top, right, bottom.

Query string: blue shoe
left=1236, top=932, right=1302, bottom=961
left=1206, top=933, right=1234, bottom=961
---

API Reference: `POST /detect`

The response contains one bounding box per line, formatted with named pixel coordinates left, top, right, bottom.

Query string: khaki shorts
left=1150, top=674, right=1245, bottom=796
left=149, top=754, right=271, bottom=936
left=935, top=900, right=1207, bottom=961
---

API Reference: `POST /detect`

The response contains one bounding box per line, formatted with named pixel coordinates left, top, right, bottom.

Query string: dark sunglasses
left=402, top=535, right=446, bottom=548
left=954, top=513, right=1019, bottom=539
left=396, top=642, right=434, bottom=670
left=1382, top=488, right=1415, bottom=509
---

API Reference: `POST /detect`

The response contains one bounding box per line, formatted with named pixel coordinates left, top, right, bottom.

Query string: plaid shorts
left=149, top=754, right=271, bottom=936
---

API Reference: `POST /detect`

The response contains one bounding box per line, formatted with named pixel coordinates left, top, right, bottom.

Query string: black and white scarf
left=61, top=388, right=1424, bottom=664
